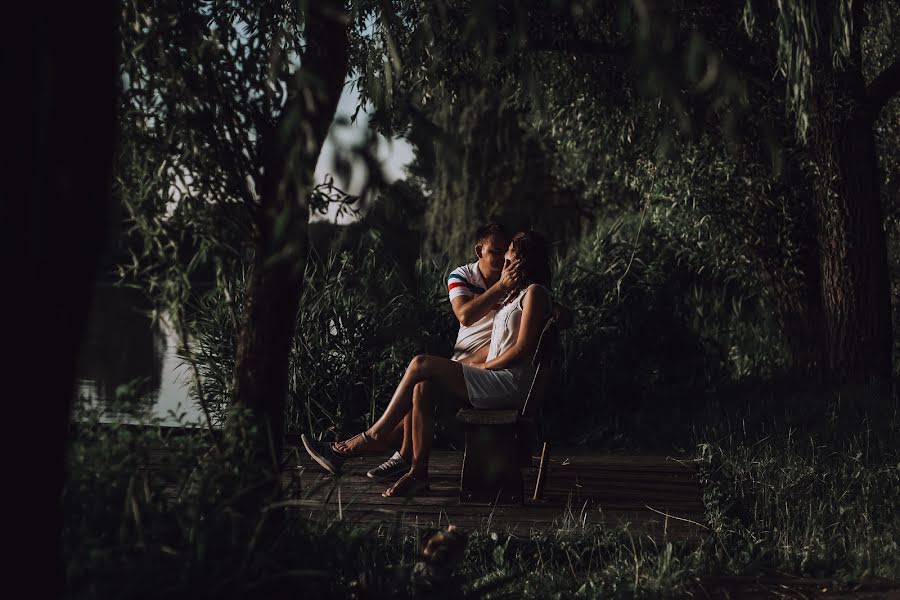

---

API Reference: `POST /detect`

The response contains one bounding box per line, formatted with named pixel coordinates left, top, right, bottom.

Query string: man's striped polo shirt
left=448, top=262, right=497, bottom=361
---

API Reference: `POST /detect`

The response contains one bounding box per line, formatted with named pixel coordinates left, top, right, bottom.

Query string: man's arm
left=450, top=259, right=521, bottom=326
left=451, top=286, right=505, bottom=326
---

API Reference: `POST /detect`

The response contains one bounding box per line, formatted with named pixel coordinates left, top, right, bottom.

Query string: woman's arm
left=480, top=286, right=550, bottom=371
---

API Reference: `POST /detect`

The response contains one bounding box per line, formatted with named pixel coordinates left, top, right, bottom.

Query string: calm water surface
left=75, top=284, right=203, bottom=426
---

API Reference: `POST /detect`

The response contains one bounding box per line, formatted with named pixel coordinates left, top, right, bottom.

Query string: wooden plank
left=288, top=447, right=707, bottom=541
left=138, top=443, right=708, bottom=541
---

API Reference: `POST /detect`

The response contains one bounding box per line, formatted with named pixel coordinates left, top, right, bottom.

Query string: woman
left=302, top=230, right=553, bottom=497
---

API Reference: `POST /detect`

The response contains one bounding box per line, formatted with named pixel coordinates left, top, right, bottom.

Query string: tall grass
left=178, top=246, right=454, bottom=438
left=698, top=405, right=900, bottom=580
left=66, top=403, right=396, bottom=599
left=287, top=249, right=453, bottom=437
left=66, top=398, right=705, bottom=599
left=65, top=386, right=900, bottom=599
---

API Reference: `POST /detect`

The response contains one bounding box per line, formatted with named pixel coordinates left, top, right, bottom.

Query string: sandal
left=332, top=431, right=390, bottom=458
left=382, top=472, right=430, bottom=498
left=331, top=431, right=372, bottom=458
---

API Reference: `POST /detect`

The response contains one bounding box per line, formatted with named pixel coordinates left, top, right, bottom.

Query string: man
left=448, top=222, right=522, bottom=364
left=365, top=223, right=522, bottom=478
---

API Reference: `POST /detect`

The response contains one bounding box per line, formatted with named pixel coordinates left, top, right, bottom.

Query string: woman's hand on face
left=499, top=258, right=522, bottom=292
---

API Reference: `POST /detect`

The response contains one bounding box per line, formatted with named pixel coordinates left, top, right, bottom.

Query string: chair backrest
left=520, top=316, right=559, bottom=420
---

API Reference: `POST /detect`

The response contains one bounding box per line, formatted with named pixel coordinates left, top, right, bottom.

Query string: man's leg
left=385, top=420, right=404, bottom=449
left=399, top=407, right=414, bottom=461
left=410, top=379, right=437, bottom=475
left=378, top=412, right=412, bottom=460
left=394, top=383, right=425, bottom=461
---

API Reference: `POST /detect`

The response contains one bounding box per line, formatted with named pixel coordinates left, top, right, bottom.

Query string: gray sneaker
left=301, top=434, right=345, bottom=475
left=367, top=451, right=410, bottom=479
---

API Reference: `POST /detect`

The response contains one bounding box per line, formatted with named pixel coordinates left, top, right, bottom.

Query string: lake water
left=75, top=284, right=203, bottom=426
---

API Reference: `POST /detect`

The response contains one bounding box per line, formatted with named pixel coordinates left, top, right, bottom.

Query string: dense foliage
left=183, top=247, right=454, bottom=436
left=63, top=0, right=900, bottom=597
left=114, top=0, right=900, bottom=435
left=360, top=0, right=900, bottom=382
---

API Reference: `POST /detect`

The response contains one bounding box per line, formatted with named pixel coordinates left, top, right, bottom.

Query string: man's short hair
left=475, top=222, right=506, bottom=244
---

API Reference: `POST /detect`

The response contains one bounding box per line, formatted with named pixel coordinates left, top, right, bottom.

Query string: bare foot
left=382, top=471, right=430, bottom=498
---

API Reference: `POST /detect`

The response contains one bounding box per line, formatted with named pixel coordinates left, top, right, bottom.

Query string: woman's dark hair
left=507, top=230, right=551, bottom=300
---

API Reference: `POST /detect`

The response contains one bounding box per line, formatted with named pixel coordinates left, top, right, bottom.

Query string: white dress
left=459, top=284, right=552, bottom=409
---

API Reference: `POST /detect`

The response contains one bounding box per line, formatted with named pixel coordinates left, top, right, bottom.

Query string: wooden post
left=459, top=423, right=523, bottom=504
left=533, top=442, right=549, bottom=501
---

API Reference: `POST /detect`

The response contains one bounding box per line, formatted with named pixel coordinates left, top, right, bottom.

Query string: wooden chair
left=456, top=316, right=559, bottom=504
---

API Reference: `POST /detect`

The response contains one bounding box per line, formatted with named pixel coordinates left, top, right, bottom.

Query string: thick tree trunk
left=2, top=4, right=117, bottom=596
left=807, top=82, right=892, bottom=386
left=229, top=1, right=349, bottom=467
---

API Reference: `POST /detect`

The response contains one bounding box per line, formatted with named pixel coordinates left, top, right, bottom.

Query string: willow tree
left=352, top=0, right=823, bottom=370
left=119, top=0, right=351, bottom=468
left=361, top=0, right=899, bottom=386
left=354, top=2, right=602, bottom=259
left=562, top=0, right=900, bottom=385
left=756, top=0, right=899, bottom=384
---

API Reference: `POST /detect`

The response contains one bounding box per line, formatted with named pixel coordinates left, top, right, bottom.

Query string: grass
left=64, top=391, right=900, bottom=599
left=697, top=419, right=900, bottom=581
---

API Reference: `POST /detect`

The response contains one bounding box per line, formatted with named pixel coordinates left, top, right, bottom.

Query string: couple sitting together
left=302, top=224, right=555, bottom=497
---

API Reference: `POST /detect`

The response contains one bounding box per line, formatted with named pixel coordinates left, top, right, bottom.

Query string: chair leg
left=532, top=442, right=549, bottom=501
left=459, top=424, right=523, bottom=504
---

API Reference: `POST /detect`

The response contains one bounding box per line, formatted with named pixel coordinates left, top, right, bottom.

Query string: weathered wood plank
left=289, top=447, right=707, bottom=541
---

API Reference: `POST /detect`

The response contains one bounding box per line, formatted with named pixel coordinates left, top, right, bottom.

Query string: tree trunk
left=807, top=80, right=892, bottom=386
left=2, top=3, right=117, bottom=596
left=229, top=1, right=350, bottom=468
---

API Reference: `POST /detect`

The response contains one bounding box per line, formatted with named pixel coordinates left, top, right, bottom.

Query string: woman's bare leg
left=383, top=383, right=435, bottom=496
left=338, top=353, right=476, bottom=454
left=391, top=380, right=448, bottom=461
left=336, top=355, right=468, bottom=454
left=333, top=419, right=406, bottom=455
left=384, top=372, right=471, bottom=496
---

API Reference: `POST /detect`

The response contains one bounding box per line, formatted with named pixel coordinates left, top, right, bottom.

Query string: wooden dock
left=285, top=446, right=707, bottom=540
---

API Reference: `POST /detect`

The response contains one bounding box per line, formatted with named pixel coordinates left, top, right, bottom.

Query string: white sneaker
left=367, top=451, right=409, bottom=479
